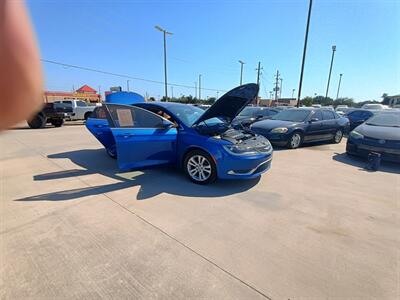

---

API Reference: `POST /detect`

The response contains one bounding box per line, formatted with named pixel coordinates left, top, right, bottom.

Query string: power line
left=41, top=59, right=226, bottom=92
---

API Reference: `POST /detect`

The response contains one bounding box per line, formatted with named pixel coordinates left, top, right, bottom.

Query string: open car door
left=105, top=104, right=177, bottom=171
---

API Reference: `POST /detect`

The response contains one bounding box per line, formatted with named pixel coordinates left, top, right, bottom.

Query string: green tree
left=381, top=93, right=390, bottom=105
left=301, top=96, right=313, bottom=107
left=333, top=97, right=355, bottom=107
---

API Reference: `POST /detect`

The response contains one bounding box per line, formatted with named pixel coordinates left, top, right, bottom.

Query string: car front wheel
left=184, top=150, right=217, bottom=184
left=287, top=132, right=303, bottom=149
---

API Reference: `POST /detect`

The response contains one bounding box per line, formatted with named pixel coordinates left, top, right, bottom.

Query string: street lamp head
left=340, top=73, right=343, bottom=76
left=155, top=25, right=164, bottom=32
left=332, top=45, right=336, bottom=51
left=238, top=60, right=245, bottom=64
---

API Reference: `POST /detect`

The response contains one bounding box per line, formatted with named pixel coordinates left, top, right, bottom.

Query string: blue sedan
left=250, top=108, right=350, bottom=149
left=86, top=84, right=273, bottom=184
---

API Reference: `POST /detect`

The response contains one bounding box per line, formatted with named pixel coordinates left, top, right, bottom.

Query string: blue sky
left=27, top=0, right=399, bottom=101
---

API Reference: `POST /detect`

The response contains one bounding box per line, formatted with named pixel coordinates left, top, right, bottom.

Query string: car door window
left=91, top=107, right=107, bottom=119
left=77, top=101, right=87, bottom=107
left=312, top=110, right=323, bottom=121
left=106, top=104, right=166, bottom=128
left=322, top=110, right=335, bottom=120
left=349, top=111, right=362, bottom=119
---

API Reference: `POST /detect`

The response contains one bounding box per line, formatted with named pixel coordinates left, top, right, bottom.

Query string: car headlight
left=223, top=144, right=258, bottom=156
left=270, top=127, right=288, bottom=133
left=350, top=130, right=364, bottom=139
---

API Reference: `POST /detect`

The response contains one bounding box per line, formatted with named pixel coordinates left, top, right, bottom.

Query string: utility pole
left=198, top=74, right=202, bottom=101
left=194, top=81, right=197, bottom=99
left=155, top=25, right=173, bottom=101
left=279, top=78, right=283, bottom=98
left=255, top=62, right=262, bottom=105
left=98, top=85, right=101, bottom=101
left=325, top=45, right=337, bottom=100
left=274, top=70, right=280, bottom=101
left=336, top=73, right=343, bottom=100
left=126, top=80, right=130, bottom=91
left=171, top=86, right=174, bottom=99
left=297, top=0, right=313, bottom=107
left=238, top=60, right=245, bottom=85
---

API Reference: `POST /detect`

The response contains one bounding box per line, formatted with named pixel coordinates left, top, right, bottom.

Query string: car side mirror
left=309, top=118, right=319, bottom=123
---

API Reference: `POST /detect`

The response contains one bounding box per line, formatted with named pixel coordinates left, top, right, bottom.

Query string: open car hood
left=192, top=83, right=259, bottom=126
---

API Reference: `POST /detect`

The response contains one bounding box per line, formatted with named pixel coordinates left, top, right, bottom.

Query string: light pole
left=238, top=60, right=245, bottom=85
left=155, top=25, right=172, bottom=101
left=297, top=0, right=313, bottom=107
left=126, top=80, right=130, bottom=91
left=325, top=45, right=337, bottom=100
left=194, top=81, right=197, bottom=99
left=336, top=73, right=343, bottom=100
left=291, top=89, right=295, bottom=98
left=279, top=78, right=283, bottom=98
left=198, top=74, right=202, bottom=100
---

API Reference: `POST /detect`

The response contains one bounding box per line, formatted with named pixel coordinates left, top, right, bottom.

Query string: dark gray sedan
left=250, top=108, right=350, bottom=149
left=346, top=111, right=400, bottom=162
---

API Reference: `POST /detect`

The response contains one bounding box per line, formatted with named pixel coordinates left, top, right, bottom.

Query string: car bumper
left=216, top=152, right=273, bottom=180
left=261, top=132, right=290, bottom=146
left=346, top=139, right=400, bottom=163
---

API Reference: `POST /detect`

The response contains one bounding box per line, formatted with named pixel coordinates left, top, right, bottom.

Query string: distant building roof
left=76, top=85, right=97, bottom=93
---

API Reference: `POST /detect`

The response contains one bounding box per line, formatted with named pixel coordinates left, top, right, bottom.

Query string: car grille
left=363, top=136, right=400, bottom=149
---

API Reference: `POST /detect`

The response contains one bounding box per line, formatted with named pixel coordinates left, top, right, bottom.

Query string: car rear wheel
left=84, top=112, right=92, bottom=120
left=287, top=132, right=303, bottom=149
left=184, top=150, right=217, bottom=184
left=28, top=113, right=46, bottom=129
left=332, top=129, right=343, bottom=144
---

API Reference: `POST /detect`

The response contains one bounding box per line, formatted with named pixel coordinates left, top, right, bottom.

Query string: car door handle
left=117, top=134, right=133, bottom=138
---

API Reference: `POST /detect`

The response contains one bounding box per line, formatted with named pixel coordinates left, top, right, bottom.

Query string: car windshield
left=164, top=104, right=208, bottom=127
left=270, top=109, right=311, bottom=122
left=238, top=107, right=256, bottom=117
left=365, top=113, right=400, bottom=127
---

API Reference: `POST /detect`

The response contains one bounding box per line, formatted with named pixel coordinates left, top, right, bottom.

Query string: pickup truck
left=27, top=103, right=69, bottom=129
left=54, top=100, right=96, bottom=121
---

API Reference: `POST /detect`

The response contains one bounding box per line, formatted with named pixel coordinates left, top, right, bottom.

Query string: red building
left=44, top=85, right=101, bottom=103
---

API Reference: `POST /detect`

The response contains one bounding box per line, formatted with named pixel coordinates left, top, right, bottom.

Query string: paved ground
left=1, top=122, right=399, bottom=299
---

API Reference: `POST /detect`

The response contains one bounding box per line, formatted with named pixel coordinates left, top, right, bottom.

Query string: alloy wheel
left=187, top=155, right=212, bottom=182
left=290, top=133, right=301, bottom=148
left=334, top=130, right=343, bottom=143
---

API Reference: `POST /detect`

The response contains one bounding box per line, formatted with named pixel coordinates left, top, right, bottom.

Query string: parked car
left=27, top=103, right=69, bottom=129
left=250, top=108, right=349, bottom=149
left=346, top=111, right=400, bottom=162
left=86, top=84, right=273, bottom=184
left=54, top=100, right=96, bottom=120
left=346, top=109, right=376, bottom=131
left=232, top=107, right=280, bottom=129
left=361, top=103, right=387, bottom=110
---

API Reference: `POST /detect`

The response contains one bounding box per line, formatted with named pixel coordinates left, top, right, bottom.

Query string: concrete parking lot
left=1, top=123, right=399, bottom=299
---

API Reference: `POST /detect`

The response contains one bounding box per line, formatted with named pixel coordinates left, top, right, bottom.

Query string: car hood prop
left=192, top=83, right=259, bottom=126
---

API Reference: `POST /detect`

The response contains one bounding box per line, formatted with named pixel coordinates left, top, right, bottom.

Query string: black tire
left=51, top=119, right=64, bottom=127
left=184, top=150, right=217, bottom=184
left=84, top=112, right=92, bottom=120
left=287, top=131, right=303, bottom=149
left=332, top=128, right=344, bottom=144
left=28, top=113, right=46, bottom=129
